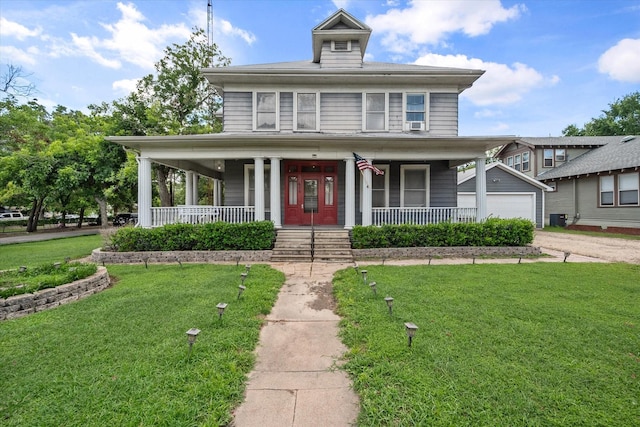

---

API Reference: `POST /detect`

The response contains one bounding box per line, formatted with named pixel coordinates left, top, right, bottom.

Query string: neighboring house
left=494, top=136, right=616, bottom=179
left=535, top=135, right=640, bottom=233
left=458, top=162, right=552, bottom=228
left=109, top=9, right=516, bottom=229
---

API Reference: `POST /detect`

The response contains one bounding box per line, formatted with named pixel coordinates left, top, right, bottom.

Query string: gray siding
left=223, top=160, right=247, bottom=206
left=320, top=41, right=362, bottom=68
left=389, top=93, right=403, bottom=131
left=320, top=93, right=361, bottom=132
left=280, top=92, right=293, bottom=132
left=429, top=93, right=458, bottom=136
left=223, top=92, right=252, bottom=131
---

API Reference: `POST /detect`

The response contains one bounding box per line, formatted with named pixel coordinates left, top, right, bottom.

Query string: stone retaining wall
left=92, top=249, right=272, bottom=264
left=0, top=267, right=110, bottom=321
left=353, top=246, right=541, bottom=260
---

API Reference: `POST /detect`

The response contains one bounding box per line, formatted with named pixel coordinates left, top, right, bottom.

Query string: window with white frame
left=543, top=149, right=554, bottom=167
left=404, top=93, right=428, bottom=130
left=514, top=154, right=522, bottom=171
left=401, top=165, right=430, bottom=207
left=360, top=165, right=389, bottom=209
left=254, top=92, right=278, bottom=130
left=331, top=40, right=351, bottom=51
left=245, top=165, right=271, bottom=210
left=294, top=92, right=319, bottom=131
left=556, top=149, right=566, bottom=162
left=600, top=175, right=614, bottom=206
left=619, top=173, right=639, bottom=205
left=506, top=156, right=514, bottom=167
left=363, top=93, right=387, bottom=131
left=522, top=151, right=530, bottom=171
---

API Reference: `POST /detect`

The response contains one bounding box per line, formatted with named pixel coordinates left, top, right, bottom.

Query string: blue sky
left=1, top=0, right=639, bottom=136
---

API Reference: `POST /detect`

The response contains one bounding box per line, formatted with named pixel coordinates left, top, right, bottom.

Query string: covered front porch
left=109, top=133, right=517, bottom=229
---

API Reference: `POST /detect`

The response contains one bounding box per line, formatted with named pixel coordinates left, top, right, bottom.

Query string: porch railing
left=151, top=206, right=255, bottom=227
left=372, top=207, right=477, bottom=226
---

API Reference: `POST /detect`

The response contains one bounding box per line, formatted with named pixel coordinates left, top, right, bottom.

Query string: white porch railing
left=151, top=206, right=255, bottom=227
left=372, top=207, right=477, bottom=226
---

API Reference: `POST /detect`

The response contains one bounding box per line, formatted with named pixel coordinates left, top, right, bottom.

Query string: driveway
left=533, top=231, right=640, bottom=264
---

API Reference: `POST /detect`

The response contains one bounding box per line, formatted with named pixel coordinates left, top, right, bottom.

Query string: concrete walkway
left=232, top=261, right=359, bottom=427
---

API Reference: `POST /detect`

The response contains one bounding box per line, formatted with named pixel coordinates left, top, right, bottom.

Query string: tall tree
left=0, top=64, right=37, bottom=99
left=563, top=91, right=640, bottom=136
left=111, top=28, right=229, bottom=206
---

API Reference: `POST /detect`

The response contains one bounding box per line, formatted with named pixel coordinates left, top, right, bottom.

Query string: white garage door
left=458, top=192, right=536, bottom=222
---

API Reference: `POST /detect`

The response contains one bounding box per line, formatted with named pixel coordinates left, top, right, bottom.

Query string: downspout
left=572, top=178, right=580, bottom=224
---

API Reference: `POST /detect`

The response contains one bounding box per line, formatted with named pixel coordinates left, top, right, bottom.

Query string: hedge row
left=109, top=221, right=276, bottom=252
left=351, top=218, right=534, bottom=249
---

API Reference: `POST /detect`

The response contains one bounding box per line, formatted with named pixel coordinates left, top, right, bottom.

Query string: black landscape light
left=237, top=285, right=246, bottom=300
left=384, top=296, right=394, bottom=316
left=361, top=269, right=368, bottom=284
left=216, top=302, right=228, bottom=320
left=369, top=281, right=377, bottom=295
left=241, top=272, right=248, bottom=285
left=186, top=328, right=201, bottom=356
left=404, top=322, right=418, bottom=347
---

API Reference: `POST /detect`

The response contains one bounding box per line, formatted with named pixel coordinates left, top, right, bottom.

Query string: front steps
left=271, top=229, right=353, bottom=263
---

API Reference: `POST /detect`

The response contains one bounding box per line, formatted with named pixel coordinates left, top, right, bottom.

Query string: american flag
left=353, top=152, right=384, bottom=175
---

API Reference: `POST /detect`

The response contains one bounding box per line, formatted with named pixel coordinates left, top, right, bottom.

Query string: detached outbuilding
left=458, top=162, right=551, bottom=228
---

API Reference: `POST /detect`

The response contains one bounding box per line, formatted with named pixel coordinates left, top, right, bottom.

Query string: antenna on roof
left=207, top=0, right=214, bottom=67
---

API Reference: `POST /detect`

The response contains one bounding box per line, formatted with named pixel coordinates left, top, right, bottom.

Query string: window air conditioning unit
left=408, top=121, right=424, bottom=131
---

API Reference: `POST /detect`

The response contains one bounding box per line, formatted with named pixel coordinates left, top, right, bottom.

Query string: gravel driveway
left=533, top=231, right=640, bottom=264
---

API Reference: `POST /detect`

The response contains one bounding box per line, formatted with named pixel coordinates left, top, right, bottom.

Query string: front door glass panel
left=304, top=179, right=318, bottom=213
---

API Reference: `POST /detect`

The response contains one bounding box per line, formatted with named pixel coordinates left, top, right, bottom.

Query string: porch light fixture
left=384, top=297, right=394, bottom=316
left=369, top=281, right=377, bottom=295
left=404, top=322, right=418, bottom=347
left=186, top=328, right=201, bottom=356
left=216, top=302, right=228, bottom=320
left=241, top=272, right=248, bottom=285
left=563, top=251, right=571, bottom=262
left=361, top=270, right=368, bottom=284
left=237, top=285, right=246, bottom=300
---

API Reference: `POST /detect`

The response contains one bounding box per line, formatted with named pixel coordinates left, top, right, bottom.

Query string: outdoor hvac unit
left=408, top=121, right=424, bottom=131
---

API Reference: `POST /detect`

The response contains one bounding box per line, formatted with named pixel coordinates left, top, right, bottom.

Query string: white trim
left=253, top=91, right=280, bottom=131
left=403, top=92, right=429, bottom=131
left=362, top=92, right=389, bottom=132
left=293, top=91, right=320, bottom=132
left=458, top=162, right=552, bottom=191
left=400, top=164, right=430, bottom=207
left=244, top=164, right=271, bottom=211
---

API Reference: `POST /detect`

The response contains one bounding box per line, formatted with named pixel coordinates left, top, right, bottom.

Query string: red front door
left=284, top=161, right=338, bottom=225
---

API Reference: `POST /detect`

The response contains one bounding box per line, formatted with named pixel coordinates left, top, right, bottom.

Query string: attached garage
left=458, top=162, right=551, bottom=228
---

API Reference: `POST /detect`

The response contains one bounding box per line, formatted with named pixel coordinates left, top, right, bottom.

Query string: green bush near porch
left=351, top=218, right=534, bottom=249
left=109, top=221, right=276, bottom=252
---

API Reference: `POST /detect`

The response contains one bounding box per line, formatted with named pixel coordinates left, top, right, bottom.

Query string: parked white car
left=0, top=212, right=26, bottom=221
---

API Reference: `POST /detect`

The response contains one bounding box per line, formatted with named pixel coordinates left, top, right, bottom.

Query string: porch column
left=344, top=157, right=356, bottom=229
left=475, top=157, right=487, bottom=222
left=216, top=179, right=223, bottom=206
left=192, top=174, right=199, bottom=205
left=212, top=179, right=219, bottom=206
left=185, top=171, right=194, bottom=205
left=270, top=157, right=281, bottom=228
left=136, top=156, right=152, bottom=228
left=254, top=157, right=265, bottom=221
left=362, top=168, right=373, bottom=226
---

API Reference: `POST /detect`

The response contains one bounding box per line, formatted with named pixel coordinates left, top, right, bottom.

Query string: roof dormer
left=312, top=9, right=371, bottom=67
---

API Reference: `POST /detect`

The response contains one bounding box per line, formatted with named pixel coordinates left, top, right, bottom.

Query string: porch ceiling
left=108, top=133, right=517, bottom=173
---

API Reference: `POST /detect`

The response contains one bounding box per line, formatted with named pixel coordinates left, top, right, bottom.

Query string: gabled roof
left=312, top=9, right=371, bottom=63
left=494, top=136, right=615, bottom=158
left=537, top=136, right=640, bottom=180
left=458, top=162, right=552, bottom=191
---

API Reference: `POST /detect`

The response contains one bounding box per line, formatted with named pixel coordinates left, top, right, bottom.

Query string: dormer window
left=331, top=40, right=351, bottom=52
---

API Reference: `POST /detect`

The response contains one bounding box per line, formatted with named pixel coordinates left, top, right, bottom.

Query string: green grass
left=334, top=263, right=640, bottom=426
left=0, top=235, right=103, bottom=270
left=0, top=262, right=97, bottom=298
left=543, top=226, right=640, bottom=240
left=0, top=263, right=285, bottom=426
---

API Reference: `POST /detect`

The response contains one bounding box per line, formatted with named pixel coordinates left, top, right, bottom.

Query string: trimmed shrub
left=352, top=218, right=534, bottom=249
left=109, top=221, right=276, bottom=252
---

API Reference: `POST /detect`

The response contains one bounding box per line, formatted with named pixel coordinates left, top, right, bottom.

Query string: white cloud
left=218, top=19, right=256, bottom=45
left=71, top=33, right=122, bottom=69
left=113, top=78, right=139, bottom=95
left=474, top=109, right=503, bottom=118
left=0, top=45, right=38, bottom=65
left=188, top=3, right=256, bottom=45
left=0, top=17, right=42, bottom=40
left=366, top=0, right=525, bottom=54
left=415, top=53, right=559, bottom=106
left=598, top=38, right=640, bottom=83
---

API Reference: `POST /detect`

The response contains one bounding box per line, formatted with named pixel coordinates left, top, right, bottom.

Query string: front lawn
left=0, top=234, right=103, bottom=270
left=0, top=263, right=285, bottom=426
left=334, top=263, right=640, bottom=426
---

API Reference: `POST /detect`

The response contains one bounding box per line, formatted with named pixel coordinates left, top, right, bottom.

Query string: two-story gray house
left=110, top=9, right=516, bottom=229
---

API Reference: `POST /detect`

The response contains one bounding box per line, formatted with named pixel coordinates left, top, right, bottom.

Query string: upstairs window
left=556, top=149, right=566, bottom=162
left=543, top=149, right=554, bottom=167
left=254, top=92, right=279, bottom=130
left=363, top=93, right=387, bottom=131
left=514, top=154, right=522, bottom=171
left=294, top=92, right=319, bottom=131
left=506, top=156, right=514, bottom=167
left=600, top=175, right=614, bottom=206
left=619, top=173, right=639, bottom=206
left=522, top=151, right=530, bottom=171
left=404, top=93, right=427, bottom=130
